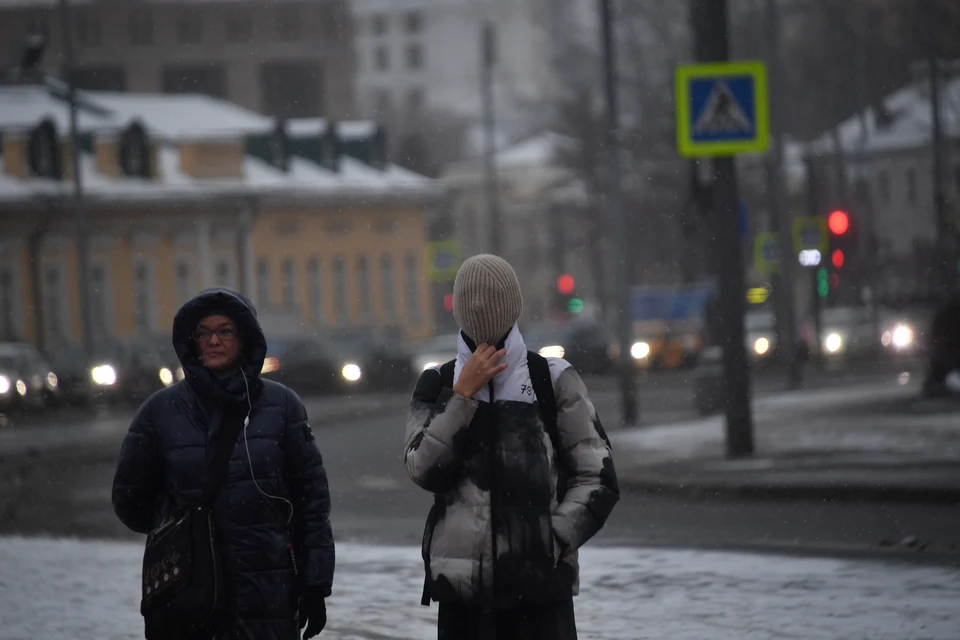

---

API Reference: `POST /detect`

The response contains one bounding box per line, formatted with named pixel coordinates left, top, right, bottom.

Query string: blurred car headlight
left=16, top=379, right=27, bottom=396
left=538, top=345, right=566, bottom=359
left=754, top=337, right=771, bottom=356
left=824, top=333, right=843, bottom=354
left=159, top=368, right=174, bottom=387
left=261, top=357, right=280, bottom=374
left=341, top=363, right=362, bottom=382
left=0, top=375, right=10, bottom=395
left=46, top=372, right=58, bottom=389
left=631, top=342, right=650, bottom=360
left=422, top=361, right=440, bottom=371
left=91, top=364, right=118, bottom=386
left=891, top=324, right=914, bottom=350
left=175, top=366, right=185, bottom=381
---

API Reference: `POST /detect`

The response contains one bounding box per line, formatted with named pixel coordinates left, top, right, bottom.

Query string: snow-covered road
left=1, top=536, right=957, bottom=639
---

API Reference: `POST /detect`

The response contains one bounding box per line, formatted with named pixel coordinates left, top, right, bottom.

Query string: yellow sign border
left=754, top=232, right=781, bottom=275
left=791, top=216, right=828, bottom=254
left=676, top=60, right=770, bottom=158
left=425, top=241, right=462, bottom=283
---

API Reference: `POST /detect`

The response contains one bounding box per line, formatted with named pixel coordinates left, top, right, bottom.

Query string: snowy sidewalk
left=610, top=380, right=960, bottom=503
left=1, top=536, right=958, bottom=640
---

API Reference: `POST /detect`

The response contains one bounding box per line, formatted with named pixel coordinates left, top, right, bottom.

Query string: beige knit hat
left=453, top=254, right=523, bottom=345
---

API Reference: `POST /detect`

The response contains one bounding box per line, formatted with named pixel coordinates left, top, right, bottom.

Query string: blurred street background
left=0, top=0, right=959, bottom=638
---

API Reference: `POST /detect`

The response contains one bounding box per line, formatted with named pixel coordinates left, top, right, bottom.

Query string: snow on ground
left=1, top=537, right=958, bottom=640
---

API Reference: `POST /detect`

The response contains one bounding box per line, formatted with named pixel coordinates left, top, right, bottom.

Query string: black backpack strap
left=201, top=404, right=246, bottom=507
left=527, top=351, right=558, bottom=444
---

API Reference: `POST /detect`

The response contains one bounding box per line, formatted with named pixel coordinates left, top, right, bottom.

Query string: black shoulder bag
left=140, top=416, right=242, bottom=639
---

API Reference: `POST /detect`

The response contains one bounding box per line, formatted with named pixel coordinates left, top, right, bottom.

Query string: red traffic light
left=557, top=274, right=575, bottom=296
left=443, top=293, right=454, bottom=313
left=831, top=249, right=845, bottom=269
left=828, top=210, right=850, bottom=235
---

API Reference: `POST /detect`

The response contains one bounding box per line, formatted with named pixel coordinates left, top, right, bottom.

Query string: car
left=522, top=321, right=614, bottom=376
left=148, top=334, right=186, bottom=384
left=322, top=329, right=414, bottom=392
left=411, top=333, right=459, bottom=374
left=0, top=342, right=59, bottom=410
left=51, top=339, right=175, bottom=405
left=260, top=335, right=341, bottom=396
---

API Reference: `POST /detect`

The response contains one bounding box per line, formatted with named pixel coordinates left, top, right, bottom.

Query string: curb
left=620, top=475, right=960, bottom=506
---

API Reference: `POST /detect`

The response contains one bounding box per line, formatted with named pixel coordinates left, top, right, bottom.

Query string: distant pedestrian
left=112, top=287, right=334, bottom=640
left=404, top=255, right=619, bottom=639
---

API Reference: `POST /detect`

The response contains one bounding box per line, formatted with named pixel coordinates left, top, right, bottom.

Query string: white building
left=350, top=0, right=589, bottom=151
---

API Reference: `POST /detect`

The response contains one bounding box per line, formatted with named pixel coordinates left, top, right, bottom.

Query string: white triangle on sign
left=693, top=80, right=752, bottom=135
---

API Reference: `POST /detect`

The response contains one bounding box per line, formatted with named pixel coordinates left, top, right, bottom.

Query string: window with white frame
left=256, top=259, right=270, bottom=308
left=0, top=264, right=19, bottom=340
left=357, top=255, right=372, bottom=323
left=380, top=253, right=396, bottom=323
left=307, top=258, right=324, bottom=327
left=333, top=256, right=347, bottom=325
left=281, top=258, right=296, bottom=307
left=404, top=252, right=421, bottom=325
left=175, top=259, right=194, bottom=305
left=89, top=261, right=112, bottom=340
left=133, top=261, right=154, bottom=335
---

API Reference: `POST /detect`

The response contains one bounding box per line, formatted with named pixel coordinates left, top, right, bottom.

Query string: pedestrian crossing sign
left=425, top=241, right=462, bottom=282
left=676, top=61, right=769, bottom=157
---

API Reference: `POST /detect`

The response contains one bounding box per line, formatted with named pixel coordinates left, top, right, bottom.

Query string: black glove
left=299, top=588, right=327, bottom=639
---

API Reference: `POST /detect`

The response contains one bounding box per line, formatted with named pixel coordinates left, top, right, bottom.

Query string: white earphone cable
left=241, top=370, right=293, bottom=526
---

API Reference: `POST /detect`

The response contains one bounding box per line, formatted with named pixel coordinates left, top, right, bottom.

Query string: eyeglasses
left=194, top=327, right=238, bottom=344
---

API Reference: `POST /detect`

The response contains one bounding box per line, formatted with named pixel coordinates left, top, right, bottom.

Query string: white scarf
left=453, top=325, right=534, bottom=404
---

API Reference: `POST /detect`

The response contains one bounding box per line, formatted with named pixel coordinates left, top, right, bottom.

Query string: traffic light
left=557, top=274, right=575, bottom=296
left=555, top=273, right=583, bottom=317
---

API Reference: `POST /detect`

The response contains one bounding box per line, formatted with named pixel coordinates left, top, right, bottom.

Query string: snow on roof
left=79, top=91, right=275, bottom=139
left=494, top=132, right=573, bottom=168
left=807, top=75, right=960, bottom=156
left=0, top=86, right=117, bottom=133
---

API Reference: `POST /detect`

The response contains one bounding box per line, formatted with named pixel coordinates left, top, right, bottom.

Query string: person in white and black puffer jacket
left=404, top=254, right=619, bottom=640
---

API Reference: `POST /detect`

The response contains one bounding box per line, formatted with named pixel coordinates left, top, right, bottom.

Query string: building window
left=380, top=254, right=396, bottom=322
left=128, top=9, right=153, bottom=46
left=76, top=12, right=102, bottom=48
left=176, top=14, right=203, bottom=45
left=406, top=86, right=425, bottom=115
left=26, top=14, right=48, bottom=40
left=43, top=264, right=65, bottom=347
left=89, top=262, right=111, bottom=340
left=256, top=260, right=270, bottom=308
left=405, top=11, right=423, bottom=34
left=406, top=43, right=424, bottom=70
left=0, top=266, right=19, bottom=340
left=67, top=67, right=127, bottom=92
left=277, top=6, right=301, bottom=41
left=371, top=14, right=388, bottom=36
left=307, top=258, right=324, bottom=327
left=333, top=256, right=347, bottom=325
left=162, top=65, right=227, bottom=99
left=176, top=260, right=193, bottom=305
left=404, top=252, right=421, bottom=325
left=375, top=46, right=390, bottom=72
left=133, top=262, right=154, bottom=335
left=906, top=167, right=918, bottom=204
left=878, top=170, right=890, bottom=205
left=226, top=13, right=253, bottom=43
left=281, top=258, right=296, bottom=307
left=215, top=258, right=235, bottom=289
left=372, top=88, right=392, bottom=117
left=357, top=256, right=372, bottom=322
left=261, top=61, right=324, bottom=118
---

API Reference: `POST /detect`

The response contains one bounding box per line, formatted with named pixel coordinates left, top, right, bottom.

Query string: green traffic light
left=567, top=297, right=584, bottom=314
left=817, top=267, right=829, bottom=299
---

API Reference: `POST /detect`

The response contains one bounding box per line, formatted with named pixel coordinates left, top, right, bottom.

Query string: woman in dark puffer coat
left=112, top=288, right=334, bottom=639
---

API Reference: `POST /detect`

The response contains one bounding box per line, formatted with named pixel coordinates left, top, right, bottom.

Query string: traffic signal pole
left=691, top=0, right=754, bottom=456
left=599, top=0, right=638, bottom=426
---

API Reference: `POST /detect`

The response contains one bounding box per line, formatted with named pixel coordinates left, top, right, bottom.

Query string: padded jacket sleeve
left=112, top=397, right=164, bottom=534
left=404, top=368, right=479, bottom=493
left=550, top=364, right=620, bottom=556
left=283, top=388, right=335, bottom=597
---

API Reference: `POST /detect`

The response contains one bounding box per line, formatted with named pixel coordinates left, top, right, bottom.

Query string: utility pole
left=691, top=0, right=753, bottom=456
left=481, top=21, right=503, bottom=257
left=599, top=0, right=637, bottom=426
left=764, top=0, right=800, bottom=389
left=59, top=0, right=94, bottom=357
left=926, top=0, right=950, bottom=296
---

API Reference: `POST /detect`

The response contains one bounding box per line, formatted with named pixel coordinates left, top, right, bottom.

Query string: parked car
left=0, top=342, right=59, bottom=410
left=260, top=335, right=341, bottom=396
left=51, top=339, right=174, bottom=405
